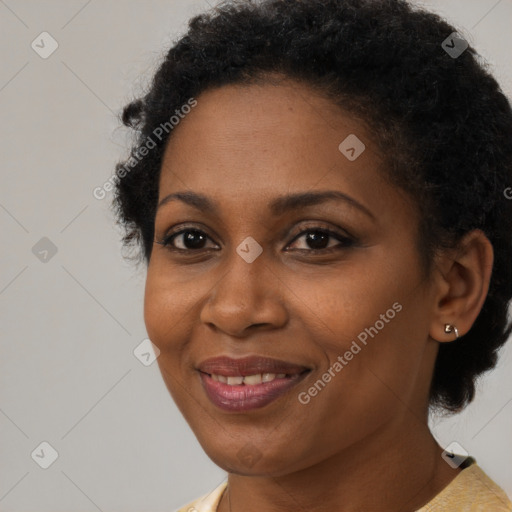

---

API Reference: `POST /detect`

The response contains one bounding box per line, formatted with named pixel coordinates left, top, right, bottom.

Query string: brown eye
left=156, top=225, right=355, bottom=255
left=287, top=228, right=355, bottom=252
left=158, top=229, right=218, bottom=251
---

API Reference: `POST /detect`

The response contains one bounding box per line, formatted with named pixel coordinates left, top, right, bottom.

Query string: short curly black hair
left=111, top=0, right=512, bottom=414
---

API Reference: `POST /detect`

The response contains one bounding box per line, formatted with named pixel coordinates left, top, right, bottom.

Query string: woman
left=112, top=0, right=512, bottom=510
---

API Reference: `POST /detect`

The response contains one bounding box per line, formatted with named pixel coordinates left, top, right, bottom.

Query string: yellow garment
left=175, top=459, right=512, bottom=512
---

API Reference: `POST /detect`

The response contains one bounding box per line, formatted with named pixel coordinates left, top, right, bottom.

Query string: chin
left=197, top=433, right=308, bottom=477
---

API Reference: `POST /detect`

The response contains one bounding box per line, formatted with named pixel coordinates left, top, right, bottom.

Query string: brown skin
left=144, top=78, right=494, bottom=512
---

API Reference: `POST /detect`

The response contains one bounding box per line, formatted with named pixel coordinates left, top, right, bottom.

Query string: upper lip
left=197, top=356, right=311, bottom=377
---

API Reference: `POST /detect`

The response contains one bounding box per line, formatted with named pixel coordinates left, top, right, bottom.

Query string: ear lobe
left=428, top=229, right=494, bottom=343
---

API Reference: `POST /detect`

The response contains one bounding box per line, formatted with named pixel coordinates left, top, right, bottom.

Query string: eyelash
left=155, top=224, right=356, bottom=255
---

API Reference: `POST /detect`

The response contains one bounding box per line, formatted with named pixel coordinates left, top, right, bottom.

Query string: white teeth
left=210, top=373, right=288, bottom=385
left=226, top=376, right=244, bottom=385
left=243, top=374, right=262, bottom=385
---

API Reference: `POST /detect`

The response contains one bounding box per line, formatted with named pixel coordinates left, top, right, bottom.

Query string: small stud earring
left=444, top=323, right=459, bottom=340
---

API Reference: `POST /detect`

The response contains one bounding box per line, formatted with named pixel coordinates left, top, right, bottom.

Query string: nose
left=199, top=249, right=288, bottom=337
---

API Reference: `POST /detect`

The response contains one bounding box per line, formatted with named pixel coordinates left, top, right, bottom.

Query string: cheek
left=143, top=270, right=197, bottom=412
left=144, top=271, right=183, bottom=354
left=301, top=267, right=398, bottom=351
left=298, top=257, right=427, bottom=400
left=143, top=274, right=165, bottom=345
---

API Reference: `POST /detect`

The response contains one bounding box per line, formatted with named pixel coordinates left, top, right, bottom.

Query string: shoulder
left=416, top=461, right=512, bottom=511
left=174, top=480, right=228, bottom=512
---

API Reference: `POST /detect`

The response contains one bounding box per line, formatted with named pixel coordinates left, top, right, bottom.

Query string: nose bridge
left=219, top=208, right=269, bottom=289
left=200, top=238, right=285, bottom=334
left=217, top=239, right=269, bottom=303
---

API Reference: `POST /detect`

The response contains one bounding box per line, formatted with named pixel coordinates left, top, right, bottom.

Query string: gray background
left=1, top=1, right=511, bottom=511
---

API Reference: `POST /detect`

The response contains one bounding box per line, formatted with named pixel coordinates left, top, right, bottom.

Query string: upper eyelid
left=160, top=223, right=221, bottom=243
left=161, top=220, right=351, bottom=238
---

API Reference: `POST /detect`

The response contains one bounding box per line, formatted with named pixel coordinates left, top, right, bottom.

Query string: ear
left=428, top=229, right=494, bottom=343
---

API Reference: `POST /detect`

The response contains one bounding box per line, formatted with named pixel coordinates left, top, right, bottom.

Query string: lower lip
left=199, top=372, right=308, bottom=412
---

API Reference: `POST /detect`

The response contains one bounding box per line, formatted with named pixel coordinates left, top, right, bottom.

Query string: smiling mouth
left=198, top=369, right=311, bottom=412
left=207, top=372, right=297, bottom=385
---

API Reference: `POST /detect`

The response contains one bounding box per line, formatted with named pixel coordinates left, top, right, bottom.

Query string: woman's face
left=144, top=79, right=440, bottom=476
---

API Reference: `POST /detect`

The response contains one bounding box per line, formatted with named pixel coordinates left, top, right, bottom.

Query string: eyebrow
left=157, top=190, right=375, bottom=220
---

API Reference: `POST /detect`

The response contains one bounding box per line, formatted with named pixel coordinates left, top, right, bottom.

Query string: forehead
left=159, top=81, right=387, bottom=204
